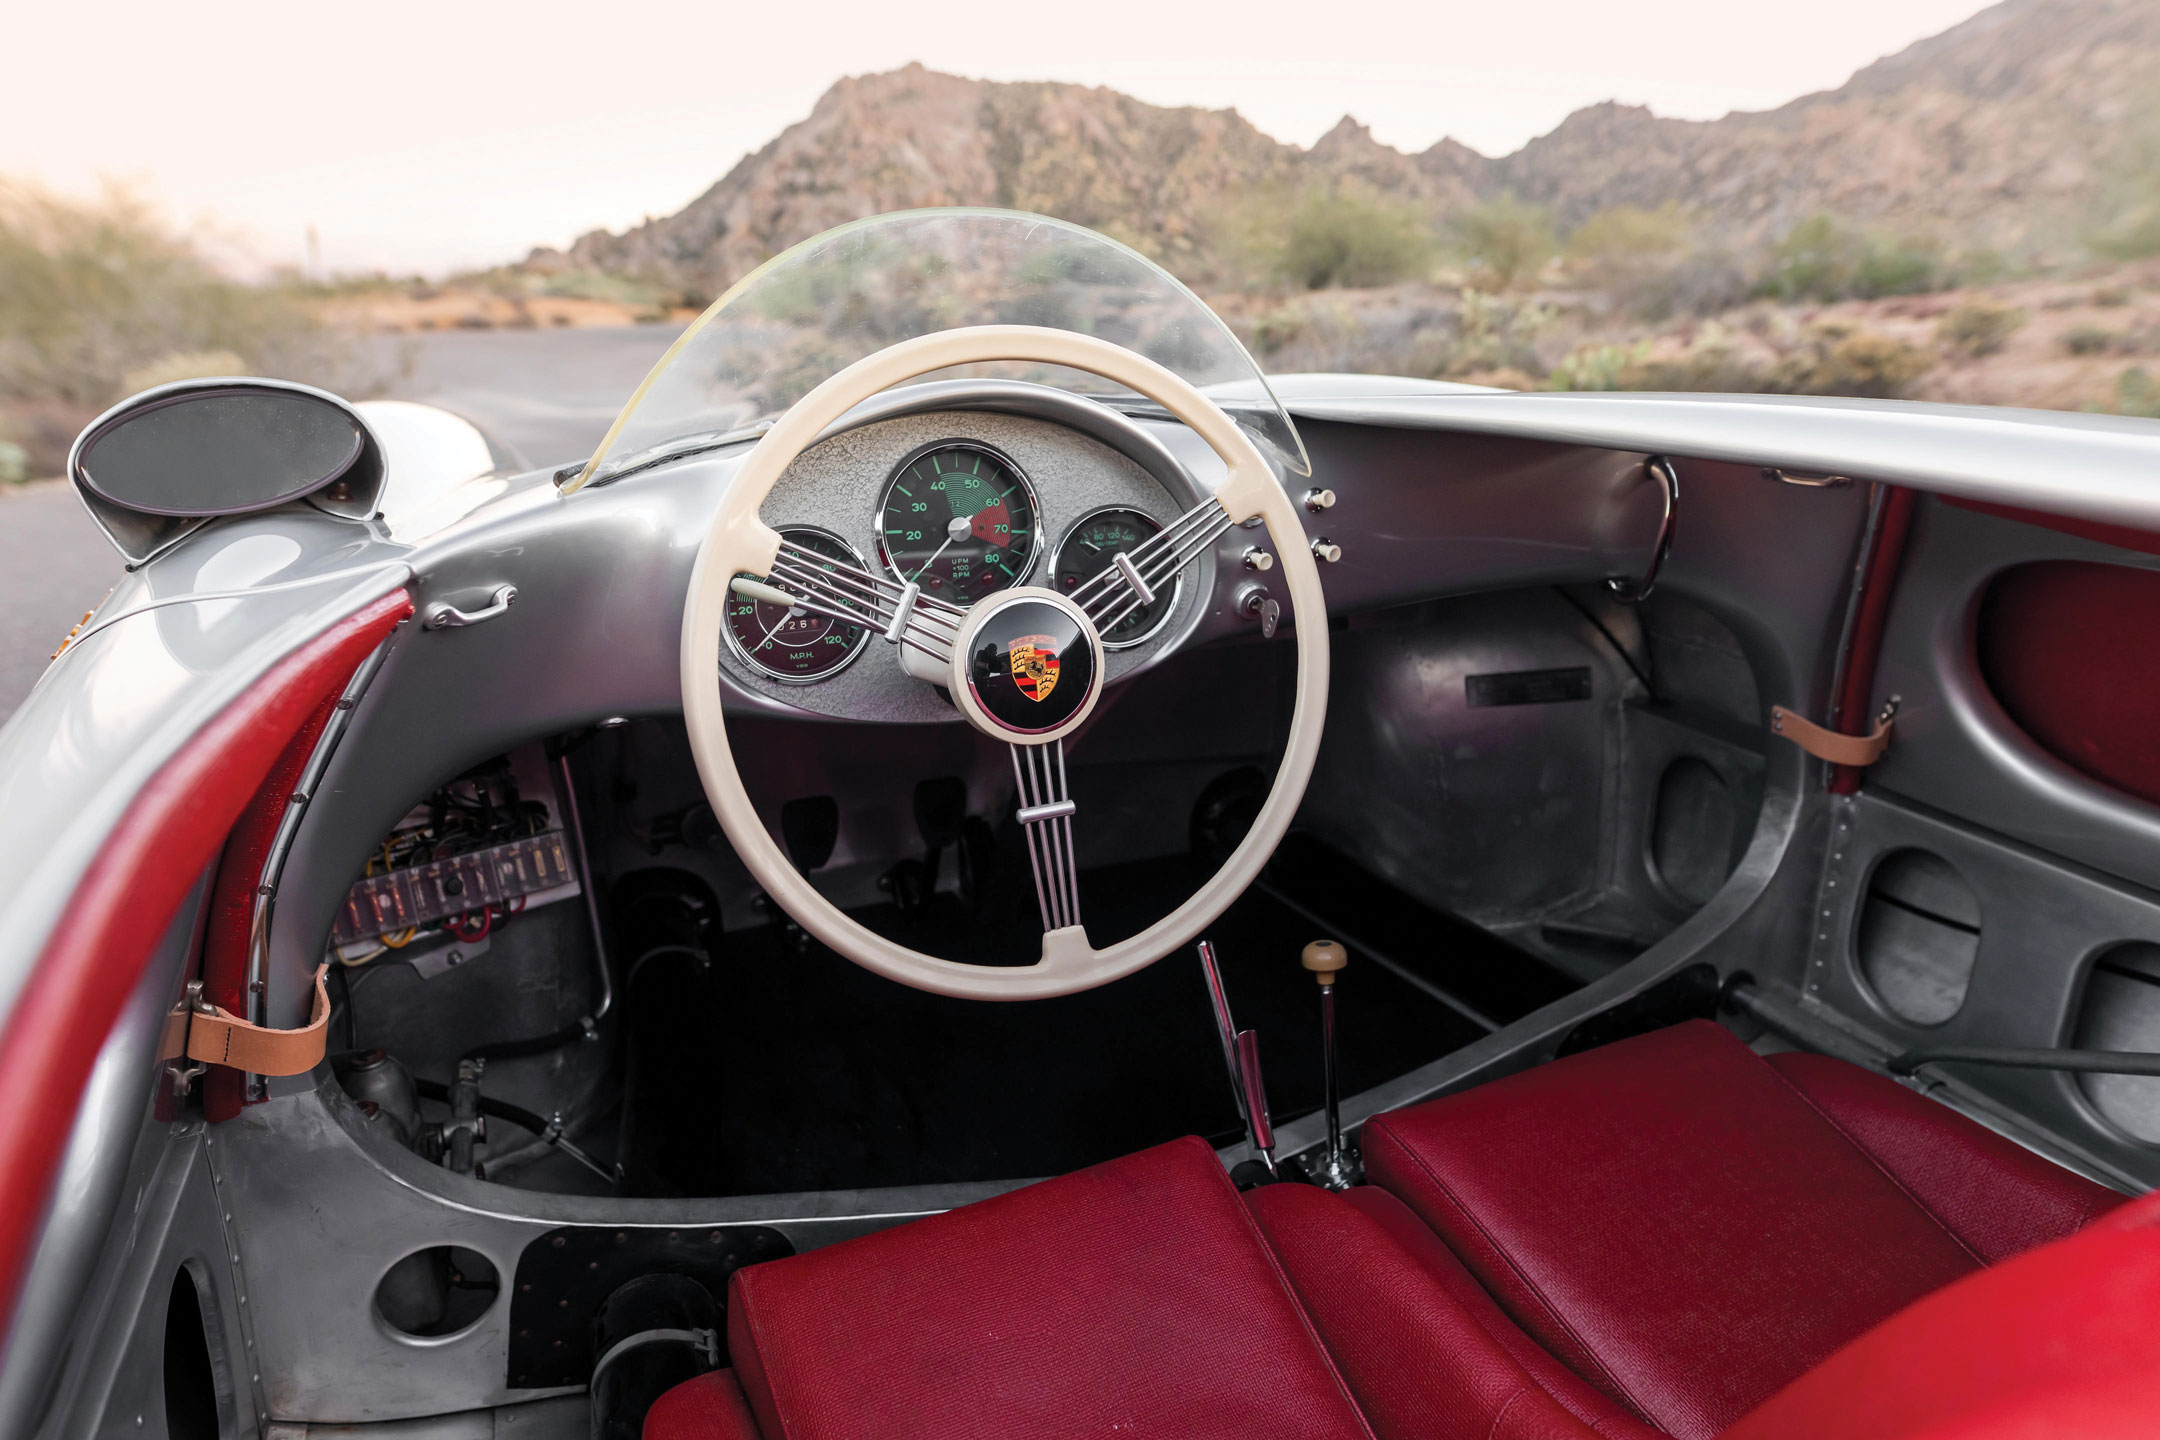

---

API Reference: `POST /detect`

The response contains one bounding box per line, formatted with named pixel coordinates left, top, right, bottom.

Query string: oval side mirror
left=77, top=387, right=365, bottom=518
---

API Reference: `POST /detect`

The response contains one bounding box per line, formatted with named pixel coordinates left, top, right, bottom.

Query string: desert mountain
left=551, top=0, right=2160, bottom=294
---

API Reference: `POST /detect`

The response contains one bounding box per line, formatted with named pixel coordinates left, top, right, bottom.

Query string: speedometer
left=724, top=527, right=872, bottom=683
left=876, top=441, right=1039, bottom=605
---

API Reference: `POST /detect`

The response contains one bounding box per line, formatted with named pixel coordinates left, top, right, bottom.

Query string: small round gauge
left=724, top=527, right=872, bottom=683
left=876, top=441, right=1039, bottom=604
left=1052, top=507, right=1179, bottom=649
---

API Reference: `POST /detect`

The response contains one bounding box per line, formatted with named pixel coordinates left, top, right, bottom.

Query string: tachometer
left=724, top=527, right=873, bottom=683
left=1052, top=507, right=1178, bottom=648
left=876, top=441, right=1039, bottom=604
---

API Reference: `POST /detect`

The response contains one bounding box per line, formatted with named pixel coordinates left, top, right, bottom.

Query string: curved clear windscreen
left=572, top=209, right=1307, bottom=489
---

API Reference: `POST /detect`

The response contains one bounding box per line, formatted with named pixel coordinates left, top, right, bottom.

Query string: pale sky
left=1, top=0, right=1991, bottom=277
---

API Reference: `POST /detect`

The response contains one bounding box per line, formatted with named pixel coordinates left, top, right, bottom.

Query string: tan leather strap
left=161, top=965, right=332, bottom=1076
left=1770, top=705, right=1894, bottom=767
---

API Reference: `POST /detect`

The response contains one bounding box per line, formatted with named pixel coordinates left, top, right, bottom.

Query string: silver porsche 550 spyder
left=1, top=210, right=2157, bottom=1440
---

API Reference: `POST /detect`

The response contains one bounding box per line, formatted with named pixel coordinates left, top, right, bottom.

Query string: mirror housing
left=68, top=378, right=388, bottom=567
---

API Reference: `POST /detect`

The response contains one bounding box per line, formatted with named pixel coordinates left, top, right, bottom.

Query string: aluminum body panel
left=1800, top=789, right=2160, bottom=1190
left=0, top=881, right=209, bottom=1439
left=205, top=1080, right=1023, bottom=1424
left=1871, top=498, right=2160, bottom=896
left=1286, top=391, right=2160, bottom=534
left=0, top=506, right=412, bottom=1044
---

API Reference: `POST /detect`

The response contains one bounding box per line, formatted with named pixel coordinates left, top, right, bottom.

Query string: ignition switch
left=1235, top=583, right=1281, bottom=640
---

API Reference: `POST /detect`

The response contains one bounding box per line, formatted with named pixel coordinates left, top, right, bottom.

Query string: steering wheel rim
left=679, top=324, right=1329, bottom=998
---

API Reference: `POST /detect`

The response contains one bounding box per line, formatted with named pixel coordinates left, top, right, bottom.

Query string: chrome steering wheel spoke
left=1010, top=739, right=1081, bottom=932
left=755, top=537, right=965, bottom=666
left=1068, top=495, right=1232, bottom=636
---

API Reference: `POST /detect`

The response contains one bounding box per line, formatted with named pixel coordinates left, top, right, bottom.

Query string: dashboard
left=717, top=407, right=1217, bottom=723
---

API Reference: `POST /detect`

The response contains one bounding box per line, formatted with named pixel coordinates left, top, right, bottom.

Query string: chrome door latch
left=424, top=584, right=518, bottom=630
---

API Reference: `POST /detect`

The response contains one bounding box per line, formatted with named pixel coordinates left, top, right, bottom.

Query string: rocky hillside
left=547, top=0, right=2160, bottom=294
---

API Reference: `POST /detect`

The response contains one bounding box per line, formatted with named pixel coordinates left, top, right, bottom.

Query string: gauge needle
left=909, top=514, right=977, bottom=584
left=754, top=607, right=798, bottom=650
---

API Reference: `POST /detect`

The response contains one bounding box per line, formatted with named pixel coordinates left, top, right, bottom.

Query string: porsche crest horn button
left=1009, top=635, right=1060, bottom=703
left=960, top=594, right=1100, bottom=737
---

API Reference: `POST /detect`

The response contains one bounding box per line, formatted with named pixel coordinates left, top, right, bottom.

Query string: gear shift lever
left=1197, top=941, right=1277, bottom=1180
left=1302, top=939, right=1362, bottom=1190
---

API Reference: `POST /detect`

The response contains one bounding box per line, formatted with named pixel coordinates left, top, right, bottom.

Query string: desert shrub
left=2064, top=324, right=2125, bottom=356
left=1248, top=304, right=1309, bottom=357
left=1566, top=205, right=1684, bottom=292
left=1771, top=320, right=1935, bottom=398
left=1756, top=214, right=1947, bottom=302
left=1213, top=185, right=1433, bottom=291
left=1450, top=195, right=1557, bottom=292
left=2120, top=367, right=2160, bottom=419
left=1562, top=204, right=1752, bottom=319
left=1548, top=341, right=1651, bottom=391
left=1549, top=324, right=1767, bottom=394
left=1445, top=289, right=1557, bottom=377
left=2093, top=287, right=2134, bottom=308
left=0, top=182, right=364, bottom=411
left=1936, top=298, right=2026, bottom=359
left=0, top=420, right=24, bottom=485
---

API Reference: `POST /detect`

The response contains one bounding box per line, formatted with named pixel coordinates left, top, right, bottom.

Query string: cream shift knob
left=1302, top=939, right=1347, bottom=985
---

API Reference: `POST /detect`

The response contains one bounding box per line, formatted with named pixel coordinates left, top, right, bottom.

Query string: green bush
left=1445, top=289, right=1556, bottom=377
left=2064, top=324, right=2125, bottom=357
left=0, top=183, right=358, bottom=409
left=1936, top=298, right=2026, bottom=359
left=1548, top=341, right=1650, bottom=391
left=1756, top=214, right=1947, bottom=303
left=1771, top=320, right=1935, bottom=398
left=2120, top=367, right=2160, bottom=419
left=1268, top=186, right=1434, bottom=291
left=1450, top=195, right=1557, bottom=292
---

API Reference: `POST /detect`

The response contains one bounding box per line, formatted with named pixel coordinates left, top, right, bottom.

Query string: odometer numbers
left=724, top=527, right=872, bottom=683
left=877, top=441, right=1039, bottom=604
left=1052, top=507, right=1179, bottom=648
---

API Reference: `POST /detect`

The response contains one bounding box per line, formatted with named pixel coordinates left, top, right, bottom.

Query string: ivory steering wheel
left=680, top=325, right=1329, bottom=998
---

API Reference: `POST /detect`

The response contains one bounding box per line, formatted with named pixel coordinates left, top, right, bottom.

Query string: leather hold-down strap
left=160, top=964, right=331, bottom=1076
left=1770, top=704, right=1895, bottom=768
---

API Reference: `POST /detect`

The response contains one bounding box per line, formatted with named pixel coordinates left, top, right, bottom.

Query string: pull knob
left=1241, top=546, right=1275, bottom=572
left=1310, top=537, right=1342, bottom=564
left=1302, top=487, right=1337, bottom=512
left=1302, top=938, right=1347, bottom=985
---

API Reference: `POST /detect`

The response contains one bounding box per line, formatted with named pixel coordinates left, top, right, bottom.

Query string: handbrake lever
left=1197, top=940, right=1277, bottom=1180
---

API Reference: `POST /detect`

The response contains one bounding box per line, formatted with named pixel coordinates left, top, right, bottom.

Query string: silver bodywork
left=6, top=374, right=2160, bottom=1434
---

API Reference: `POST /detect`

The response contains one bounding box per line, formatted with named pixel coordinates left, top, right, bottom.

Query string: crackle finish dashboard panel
left=717, top=411, right=1210, bottom=722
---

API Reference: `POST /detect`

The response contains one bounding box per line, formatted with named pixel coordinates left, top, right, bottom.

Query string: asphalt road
left=0, top=324, right=683, bottom=725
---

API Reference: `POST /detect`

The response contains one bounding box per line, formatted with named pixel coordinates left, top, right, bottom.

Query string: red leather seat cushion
left=1360, top=1021, right=2123, bottom=1440
left=1247, top=1182, right=1659, bottom=1440
left=646, top=1369, right=761, bottom=1440
left=1763, top=1050, right=2122, bottom=1260
left=717, top=1135, right=1372, bottom=1440
left=1724, top=1190, right=2160, bottom=1440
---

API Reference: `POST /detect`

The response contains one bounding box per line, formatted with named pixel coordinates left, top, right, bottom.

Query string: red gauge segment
left=877, top=441, right=1039, bottom=604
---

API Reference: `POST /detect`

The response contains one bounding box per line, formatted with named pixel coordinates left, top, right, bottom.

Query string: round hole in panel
left=1649, top=756, right=1737, bottom=908
left=2073, top=941, right=2160, bottom=1144
left=374, top=1245, right=501, bottom=1339
left=1856, top=849, right=1980, bottom=1026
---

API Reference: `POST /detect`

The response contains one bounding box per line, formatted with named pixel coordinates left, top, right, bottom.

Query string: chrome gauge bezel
left=1052, top=504, right=1183, bottom=650
left=723, top=525, right=876, bottom=685
left=874, top=438, right=1043, bottom=605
